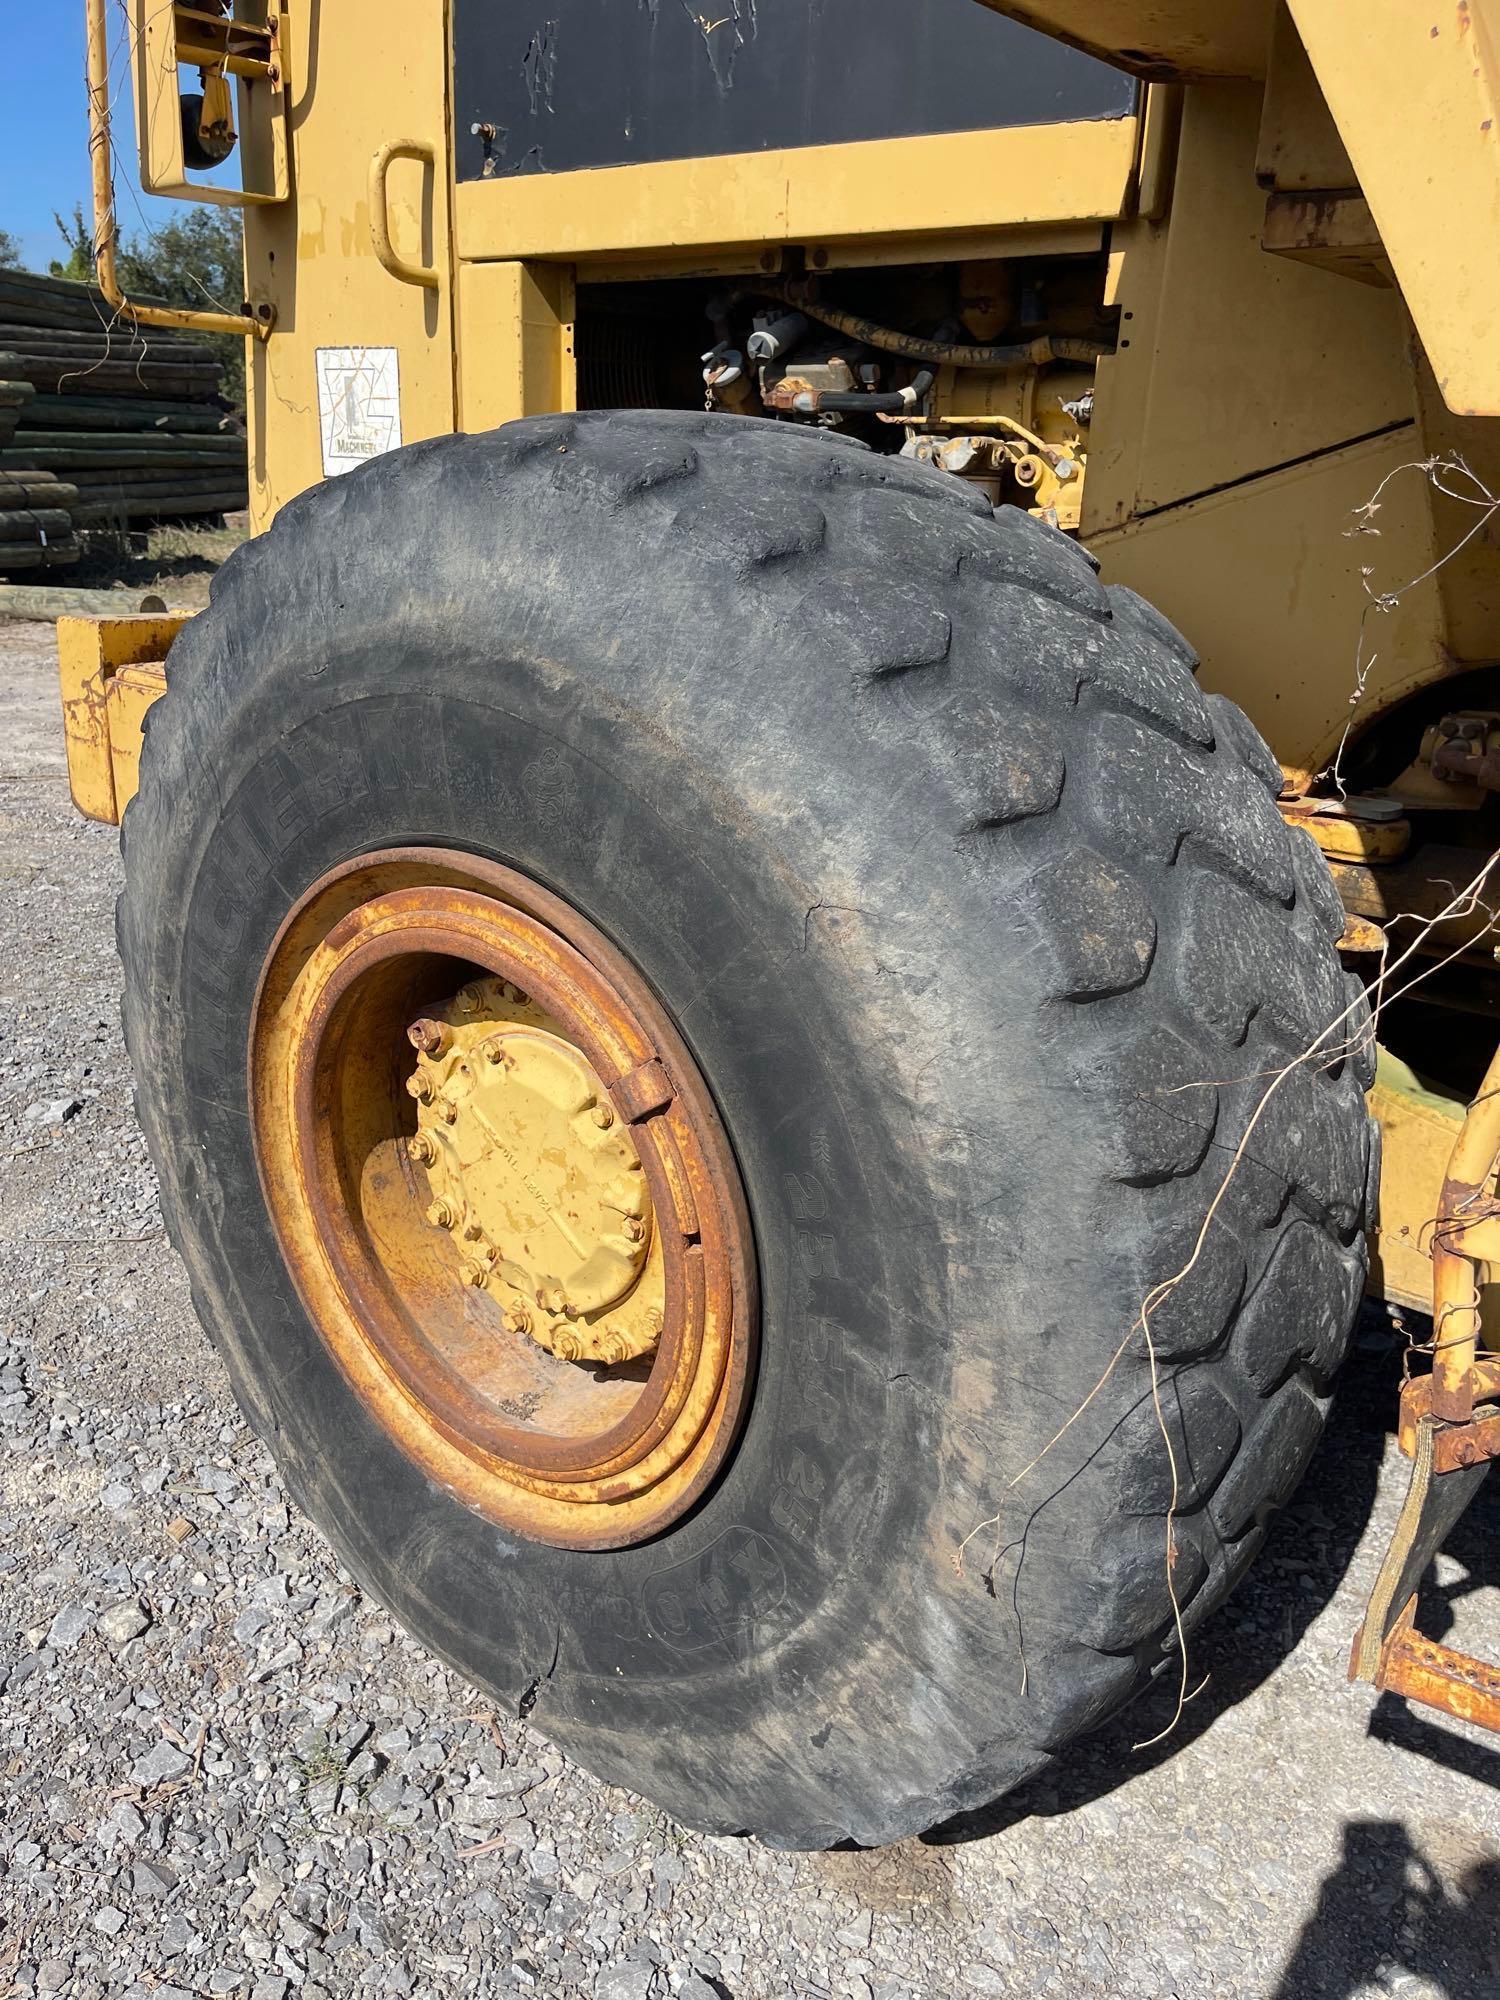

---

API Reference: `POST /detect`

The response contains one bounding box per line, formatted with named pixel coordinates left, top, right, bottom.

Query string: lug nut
left=437, top=1097, right=458, bottom=1124
left=406, top=1017, right=450, bottom=1056
left=504, top=1302, right=533, bottom=1335
left=406, top=1073, right=435, bottom=1104
left=623, top=1217, right=646, bottom=1243
left=427, top=1198, right=454, bottom=1229
left=406, top=1133, right=435, bottom=1164
left=553, top=1328, right=582, bottom=1361
left=592, top=1103, right=614, bottom=1129
left=600, top=1331, right=631, bottom=1366
left=462, top=1261, right=487, bottom=1288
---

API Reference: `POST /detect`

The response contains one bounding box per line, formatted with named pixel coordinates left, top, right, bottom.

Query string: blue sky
left=0, top=9, right=182, bottom=272
left=2, top=12, right=99, bottom=269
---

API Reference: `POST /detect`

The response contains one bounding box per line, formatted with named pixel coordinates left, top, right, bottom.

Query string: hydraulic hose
left=791, top=368, right=936, bottom=415
left=761, top=283, right=1111, bottom=371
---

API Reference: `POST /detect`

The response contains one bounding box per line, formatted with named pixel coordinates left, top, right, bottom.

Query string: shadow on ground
left=1270, top=1816, right=1500, bottom=1998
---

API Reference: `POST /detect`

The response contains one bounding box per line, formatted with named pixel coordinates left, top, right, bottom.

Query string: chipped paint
left=522, top=19, right=558, bottom=115
left=680, top=0, right=757, bottom=92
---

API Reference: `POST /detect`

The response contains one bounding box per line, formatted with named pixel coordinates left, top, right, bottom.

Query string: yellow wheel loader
left=56, top=0, right=1500, bottom=1844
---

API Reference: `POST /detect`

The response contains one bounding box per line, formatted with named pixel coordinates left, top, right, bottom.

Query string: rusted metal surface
left=1337, top=912, right=1387, bottom=953
left=1397, top=1371, right=1500, bottom=1474
left=1329, top=845, right=1500, bottom=957
left=1349, top=1411, right=1492, bottom=1686
left=1369, top=1598, right=1500, bottom=1733
left=1429, top=713, right=1500, bottom=793
left=249, top=848, right=756, bottom=1551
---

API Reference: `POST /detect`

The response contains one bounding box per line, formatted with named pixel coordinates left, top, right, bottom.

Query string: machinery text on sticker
left=316, top=347, right=403, bottom=477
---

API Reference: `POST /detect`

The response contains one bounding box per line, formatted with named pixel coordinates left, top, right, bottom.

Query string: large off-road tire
left=118, top=410, right=1373, bottom=1848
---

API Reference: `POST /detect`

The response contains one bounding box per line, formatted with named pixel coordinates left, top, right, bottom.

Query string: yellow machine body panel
left=236, top=2, right=458, bottom=525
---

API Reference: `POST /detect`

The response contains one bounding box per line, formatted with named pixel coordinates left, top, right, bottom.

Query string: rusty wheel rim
left=248, top=847, right=757, bottom=1549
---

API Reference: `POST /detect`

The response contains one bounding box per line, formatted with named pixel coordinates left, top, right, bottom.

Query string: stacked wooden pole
left=0, top=469, right=81, bottom=573
left=0, top=269, right=247, bottom=569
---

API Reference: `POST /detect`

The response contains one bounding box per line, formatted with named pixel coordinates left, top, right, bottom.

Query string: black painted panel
left=453, top=0, right=1137, bottom=183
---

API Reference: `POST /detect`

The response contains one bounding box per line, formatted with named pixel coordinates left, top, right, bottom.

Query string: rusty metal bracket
left=1398, top=1371, right=1500, bottom=1473
left=1367, top=1598, right=1500, bottom=1731
left=1351, top=1035, right=1500, bottom=1732
left=612, top=1059, right=675, bottom=1124
left=1349, top=1413, right=1491, bottom=1688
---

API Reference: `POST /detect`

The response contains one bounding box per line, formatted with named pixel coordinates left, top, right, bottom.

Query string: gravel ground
left=2, top=616, right=1499, bottom=2000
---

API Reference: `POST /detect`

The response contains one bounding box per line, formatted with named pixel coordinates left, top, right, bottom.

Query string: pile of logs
left=0, top=268, right=247, bottom=572
left=0, top=469, right=81, bottom=575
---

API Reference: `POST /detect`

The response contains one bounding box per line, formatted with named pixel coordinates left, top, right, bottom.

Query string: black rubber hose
left=762, top=284, right=1111, bottom=371
left=795, top=367, right=936, bottom=415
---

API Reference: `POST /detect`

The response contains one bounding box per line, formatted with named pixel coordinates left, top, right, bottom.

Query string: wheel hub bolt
left=406, top=1073, right=435, bottom=1104
left=406, top=1017, right=450, bottom=1056
left=427, top=1198, right=454, bottom=1229
left=592, top=1102, right=614, bottom=1129
left=406, top=1133, right=435, bottom=1164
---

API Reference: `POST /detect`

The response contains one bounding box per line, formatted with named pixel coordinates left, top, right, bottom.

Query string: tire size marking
left=641, top=1526, right=788, bottom=1656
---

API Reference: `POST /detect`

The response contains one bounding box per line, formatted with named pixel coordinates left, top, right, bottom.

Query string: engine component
left=902, top=411, right=1087, bottom=527
left=1428, top=711, right=1500, bottom=793
left=747, top=311, right=810, bottom=362
left=759, top=280, right=1112, bottom=371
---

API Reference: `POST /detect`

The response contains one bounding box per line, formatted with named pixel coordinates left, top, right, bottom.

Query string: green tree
left=50, top=203, right=247, bottom=410
left=49, top=204, right=95, bottom=283
left=0, top=228, right=22, bottom=270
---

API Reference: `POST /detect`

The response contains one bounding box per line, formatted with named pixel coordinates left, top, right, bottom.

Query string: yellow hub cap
left=406, top=978, right=663, bottom=1366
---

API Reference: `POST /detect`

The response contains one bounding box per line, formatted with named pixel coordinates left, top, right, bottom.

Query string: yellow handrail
left=84, top=0, right=273, bottom=341
left=368, top=140, right=440, bottom=290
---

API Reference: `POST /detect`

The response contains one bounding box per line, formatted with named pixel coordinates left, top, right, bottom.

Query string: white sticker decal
left=316, top=346, right=403, bottom=477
